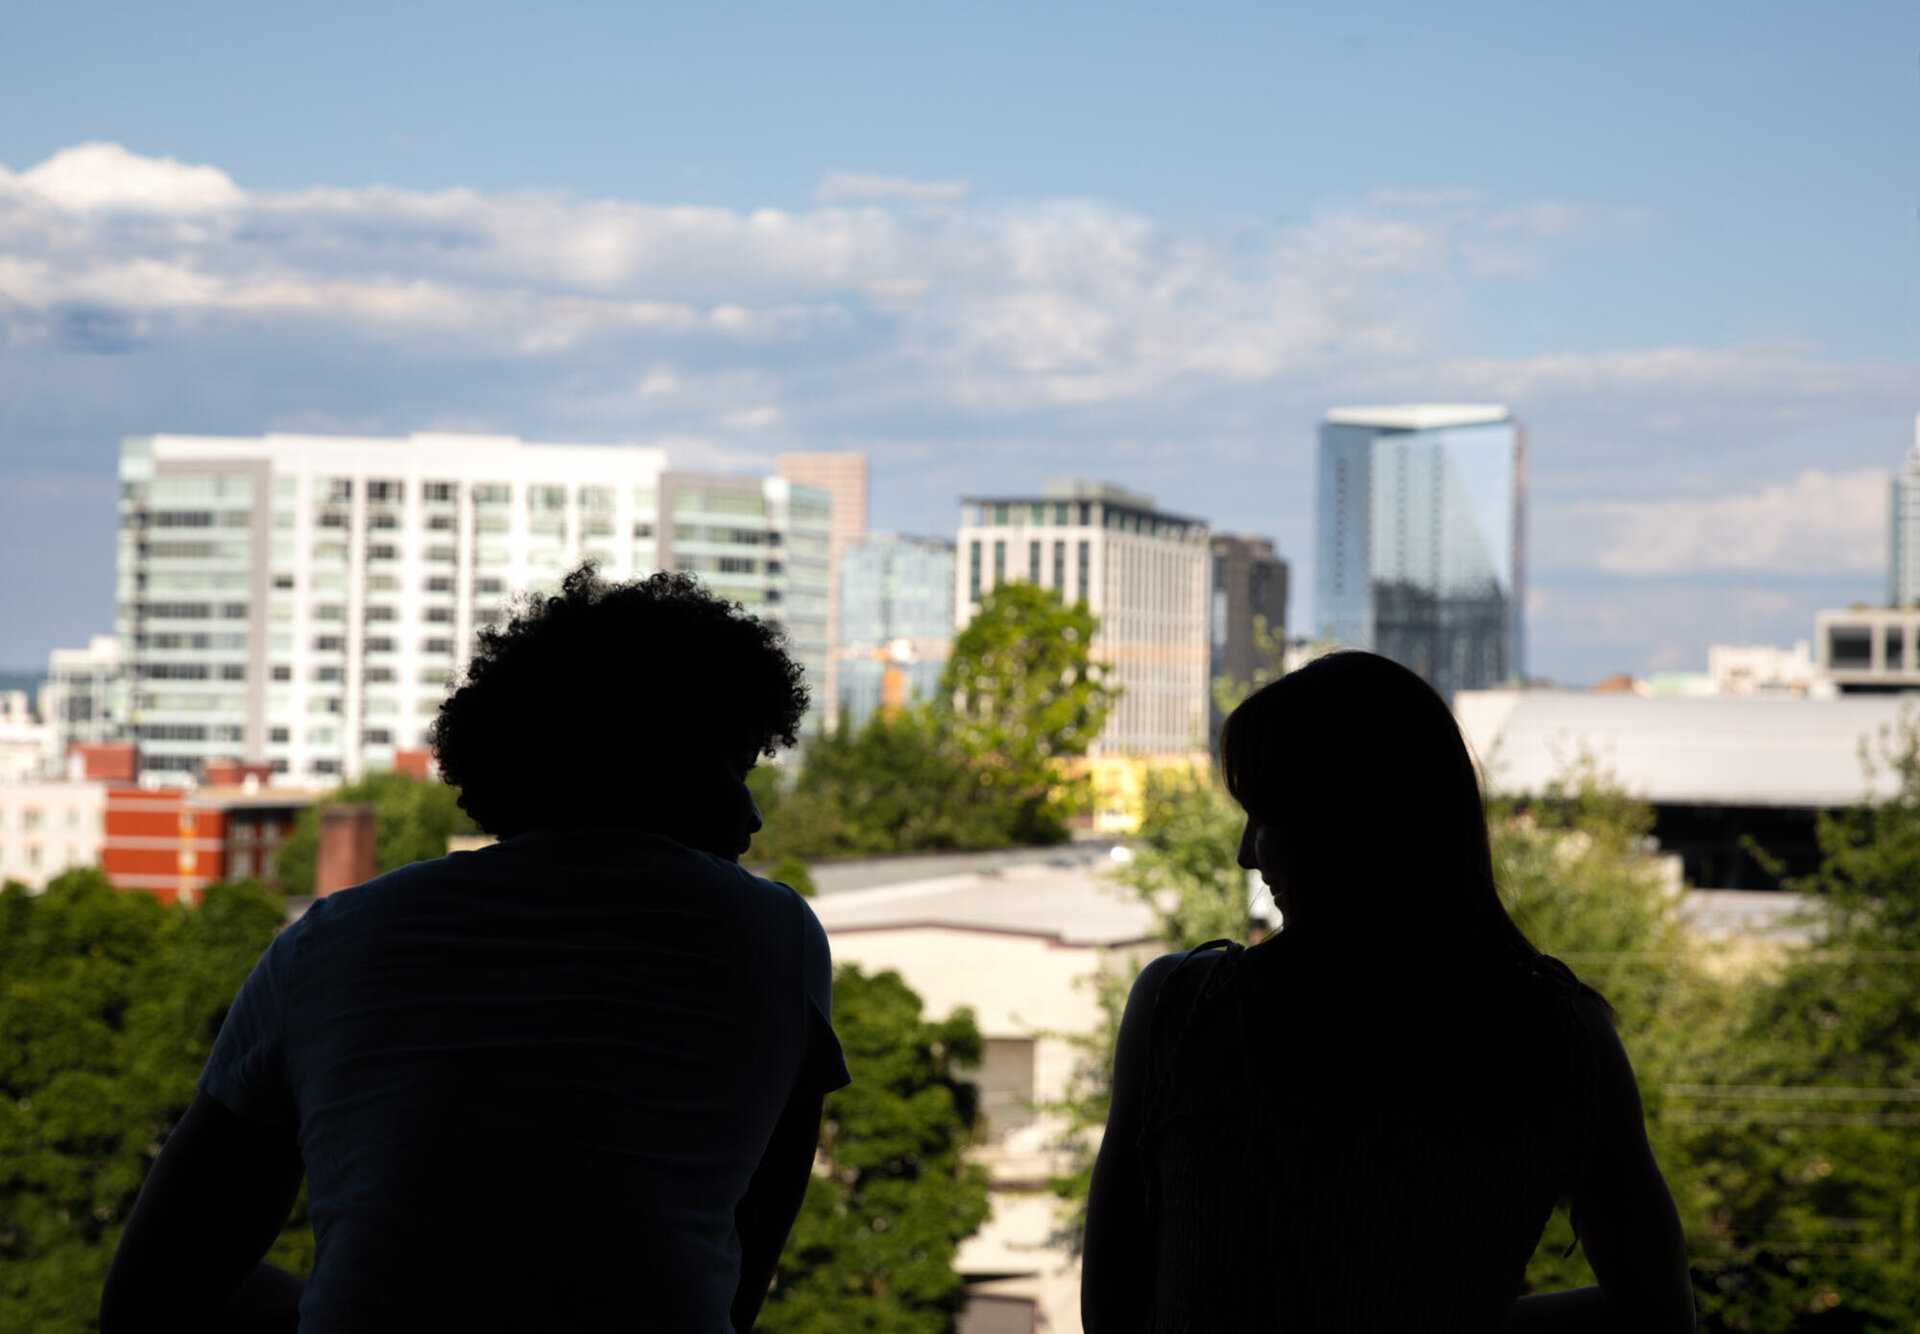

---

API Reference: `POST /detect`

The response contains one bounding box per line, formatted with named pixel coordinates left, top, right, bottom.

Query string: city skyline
left=3, top=5, right=1914, bottom=686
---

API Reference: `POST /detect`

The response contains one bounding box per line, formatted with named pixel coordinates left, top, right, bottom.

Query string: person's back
left=1136, top=941, right=1590, bottom=1331
left=102, top=567, right=846, bottom=1334
left=1081, top=652, right=1695, bottom=1333
left=225, top=830, right=840, bottom=1331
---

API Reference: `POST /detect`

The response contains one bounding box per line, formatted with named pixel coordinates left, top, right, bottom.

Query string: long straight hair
left=1219, top=651, right=1543, bottom=978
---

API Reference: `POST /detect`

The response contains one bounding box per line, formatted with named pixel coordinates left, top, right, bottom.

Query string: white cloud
left=1, top=141, right=1911, bottom=679
left=1558, top=468, right=1888, bottom=577
left=1, top=141, right=244, bottom=213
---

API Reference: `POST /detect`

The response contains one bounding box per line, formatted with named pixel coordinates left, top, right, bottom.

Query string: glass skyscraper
left=1314, top=405, right=1524, bottom=702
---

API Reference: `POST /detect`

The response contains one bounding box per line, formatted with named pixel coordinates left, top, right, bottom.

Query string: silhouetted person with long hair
left=1082, top=651, right=1694, bottom=1332
left=102, top=567, right=849, bottom=1333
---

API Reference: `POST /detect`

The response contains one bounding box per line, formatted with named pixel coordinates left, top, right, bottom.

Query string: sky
left=2, top=0, right=1915, bottom=684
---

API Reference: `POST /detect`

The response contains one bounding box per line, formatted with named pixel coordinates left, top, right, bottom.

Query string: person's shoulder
left=1130, top=943, right=1235, bottom=1011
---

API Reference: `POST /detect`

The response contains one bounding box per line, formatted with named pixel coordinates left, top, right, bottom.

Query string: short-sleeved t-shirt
left=200, top=828, right=850, bottom=1334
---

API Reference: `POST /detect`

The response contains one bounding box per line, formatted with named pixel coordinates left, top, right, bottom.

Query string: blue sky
left=3, top=0, right=1916, bottom=683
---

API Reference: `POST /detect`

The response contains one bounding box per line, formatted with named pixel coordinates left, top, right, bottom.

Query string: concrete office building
left=1889, top=414, right=1920, bottom=607
left=118, top=433, right=833, bottom=783
left=40, top=635, right=127, bottom=750
left=956, top=481, right=1210, bottom=757
left=1207, top=534, right=1289, bottom=737
left=779, top=453, right=869, bottom=731
left=1316, top=405, right=1525, bottom=703
left=837, top=535, right=955, bottom=731
left=1815, top=607, right=1920, bottom=693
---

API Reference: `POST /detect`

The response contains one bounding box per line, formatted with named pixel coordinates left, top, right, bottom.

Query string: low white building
left=0, top=691, right=58, bottom=785
left=1706, top=640, right=1819, bottom=696
left=0, top=779, right=106, bottom=890
left=1454, top=690, right=1913, bottom=809
left=810, top=844, right=1157, bottom=1334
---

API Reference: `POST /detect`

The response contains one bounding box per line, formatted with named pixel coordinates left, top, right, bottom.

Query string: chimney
left=315, top=804, right=378, bottom=896
left=72, top=743, right=138, bottom=783
left=391, top=748, right=435, bottom=781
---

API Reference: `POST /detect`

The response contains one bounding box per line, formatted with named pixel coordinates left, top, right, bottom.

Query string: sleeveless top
left=1135, top=939, right=1598, bottom=1333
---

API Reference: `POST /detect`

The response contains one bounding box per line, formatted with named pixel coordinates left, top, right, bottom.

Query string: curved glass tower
left=1315, top=405, right=1525, bottom=703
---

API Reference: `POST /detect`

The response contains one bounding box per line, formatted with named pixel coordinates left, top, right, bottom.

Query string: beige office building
left=955, top=480, right=1211, bottom=758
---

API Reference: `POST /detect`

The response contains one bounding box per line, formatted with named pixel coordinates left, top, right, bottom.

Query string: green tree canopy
left=940, top=582, right=1116, bottom=845
left=1659, top=725, right=1920, bottom=1330
left=274, top=770, right=475, bottom=896
left=759, top=965, right=992, bottom=1334
left=750, top=707, right=1024, bottom=863
left=0, top=871, right=310, bottom=1333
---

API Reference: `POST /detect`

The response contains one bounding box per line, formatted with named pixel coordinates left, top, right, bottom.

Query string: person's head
left=1219, top=650, right=1534, bottom=966
left=430, top=565, right=808, bottom=858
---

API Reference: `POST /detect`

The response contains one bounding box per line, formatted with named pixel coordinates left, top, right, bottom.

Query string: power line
left=1664, top=1084, right=1920, bottom=1102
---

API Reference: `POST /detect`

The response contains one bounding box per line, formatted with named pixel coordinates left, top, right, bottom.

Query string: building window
left=219, top=664, right=246, bottom=681
left=1053, top=540, right=1066, bottom=589
left=313, top=636, right=344, bottom=651
left=977, top=1038, right=1036, bottom=1142
left=969, top=541, right=982, bottom=600
left=528, top=485, right=567, bottom=511
left=423, top=638, right=453, bottom=655
left=367, top=480, right=403, bottom=503
left=425, top=576, right=454, bottom=592
left=1028, top=540, right=1041, bottom=583
left=325, top=478, right=353, bottom=503
left=1885, top=627, right=1905, bottom=671
left=1077, top=540, right=1090, bottom=602
left=271, top=665, right=291, bottom=681
left=364, top=637, right=396, bottom=654
left=473, top=483, right=511, bottom=506
left=992, top=502, right=1009, bottom=525
left=270, top=727, right=290, bottom=743
left=361, top=728, right=393, bottom=746
left=993, top=540, right=1005, bottom=586
left=1829, top=626, right=1871, bottom=668
left=423, top=481, right=456, bottom=503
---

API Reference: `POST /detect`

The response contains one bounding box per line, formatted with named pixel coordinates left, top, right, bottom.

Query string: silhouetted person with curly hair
left=103, top=567, right=849, bottom=1334
left=1081, top=652, right=1695, bottom=1333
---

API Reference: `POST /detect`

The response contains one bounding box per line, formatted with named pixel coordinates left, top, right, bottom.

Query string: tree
left=0, top=871, right=310, bottom=1334
left=1659, top=723, right=1920, bottom=1331
left=759, top=965, right=992, bottom=1334
left=1046, top=763, right=1248, bottom=1251
left=942, top=583, right=1117, bottom=845
left=751, top=708, right=1026, bottom=863
left=274, top=771, right=475, bottom=896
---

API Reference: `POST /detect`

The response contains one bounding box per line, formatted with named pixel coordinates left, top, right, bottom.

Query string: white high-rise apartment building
left=955, top=481, right=1210, bottom=756
left=119, top=434, right=832, bottom=784
left=1888, top=414, right=1920, bottom=607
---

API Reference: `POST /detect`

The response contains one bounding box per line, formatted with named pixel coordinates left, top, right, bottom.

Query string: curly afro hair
left=430, top=564, right=809, bottom=837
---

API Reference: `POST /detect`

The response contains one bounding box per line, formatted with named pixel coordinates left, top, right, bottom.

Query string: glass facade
left=837, top=535, right=955, bottom=732
left=1315, top=411, right=1523, bottom=702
